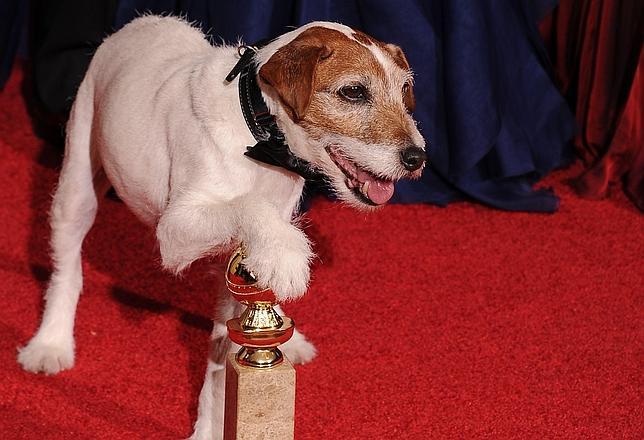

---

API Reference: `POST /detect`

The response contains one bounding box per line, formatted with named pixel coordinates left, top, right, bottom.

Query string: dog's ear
left=383, top=44, right=416, bottom=113
left=383, top=43, right=410, bottom=70
left=259, top=39, right=331, bottom=122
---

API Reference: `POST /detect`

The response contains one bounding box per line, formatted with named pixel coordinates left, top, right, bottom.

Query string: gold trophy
left=223, top=247, right=297, bottom=439
left=225, top=247, right=295, bottom=368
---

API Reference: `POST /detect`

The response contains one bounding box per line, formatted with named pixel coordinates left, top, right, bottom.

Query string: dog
left=17, top=16, right=426, bottom=439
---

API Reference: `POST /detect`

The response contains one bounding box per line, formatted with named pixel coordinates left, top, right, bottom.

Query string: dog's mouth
left=326, top=146, right=395, bottom=206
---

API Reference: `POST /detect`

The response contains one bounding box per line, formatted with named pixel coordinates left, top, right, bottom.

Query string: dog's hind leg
left=190, top=282, right=242, bottom=440
left=276, top=305, right=317, bottom=365
left=18, top=79, right=107, bottom=375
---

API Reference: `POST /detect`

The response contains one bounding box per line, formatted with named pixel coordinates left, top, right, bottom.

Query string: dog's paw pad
left=282, top=332, right=317, bottom=364
left=17, top=340, right=74, bottom=374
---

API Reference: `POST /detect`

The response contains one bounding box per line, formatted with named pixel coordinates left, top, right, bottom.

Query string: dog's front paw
left=17, top=337, right=74, bottom=375
left=244, top=230, right=312, bottom=302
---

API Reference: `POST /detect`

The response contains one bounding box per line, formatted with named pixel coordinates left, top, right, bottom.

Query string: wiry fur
left=17, top=16, right=425, bottom=439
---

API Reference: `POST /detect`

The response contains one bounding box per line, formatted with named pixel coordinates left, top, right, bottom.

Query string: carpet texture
left=1, top=65, right=642, bottom=439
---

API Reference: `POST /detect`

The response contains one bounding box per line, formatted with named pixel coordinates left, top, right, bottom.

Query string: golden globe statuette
left=222, top=247, right=296, bottom=440
left=225, top=247, right=295, bottom=367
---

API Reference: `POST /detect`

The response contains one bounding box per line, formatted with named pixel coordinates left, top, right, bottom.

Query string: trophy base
left=223, top=353, right=295, bottom=440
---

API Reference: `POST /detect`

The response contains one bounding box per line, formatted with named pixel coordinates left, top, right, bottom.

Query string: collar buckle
left=226, top=44, right=260, bottom=83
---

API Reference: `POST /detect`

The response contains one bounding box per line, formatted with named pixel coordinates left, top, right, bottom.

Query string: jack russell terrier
left=18, top=16, right=426, bottom=439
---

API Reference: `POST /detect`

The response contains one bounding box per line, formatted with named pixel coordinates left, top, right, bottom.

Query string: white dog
left=18, top=16, right=426, bottom=439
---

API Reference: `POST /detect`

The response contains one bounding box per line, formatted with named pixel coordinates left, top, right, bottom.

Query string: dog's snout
left=400, top=147, right=426, bottom=171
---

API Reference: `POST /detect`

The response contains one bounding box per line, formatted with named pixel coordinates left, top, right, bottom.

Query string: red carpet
left=1, top=65, right=642, bottom=439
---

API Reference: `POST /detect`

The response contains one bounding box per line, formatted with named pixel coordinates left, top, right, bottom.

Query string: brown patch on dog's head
left=383, top=43, right=410, bottom=70
left=259, top=26, right=418, bottom=147
left=258, top=37, right=332, bottom=121
left=351, top=34, right=414, bottom=113
left=351, top=30, right=374, bottom=46
left=383, top=43, right=415, bottom=112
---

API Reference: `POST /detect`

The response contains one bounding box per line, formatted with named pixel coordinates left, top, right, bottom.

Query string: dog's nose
left=400, top=147, right=427, bottom=171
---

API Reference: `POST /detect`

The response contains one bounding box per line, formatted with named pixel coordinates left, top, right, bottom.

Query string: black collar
left=225, top=43, right=323, bottom=181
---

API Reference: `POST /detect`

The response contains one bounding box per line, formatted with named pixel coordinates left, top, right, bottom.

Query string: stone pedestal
left=223, top=353, right=296, bottom=440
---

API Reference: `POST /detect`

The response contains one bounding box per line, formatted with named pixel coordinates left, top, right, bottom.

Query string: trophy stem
left=236, top=346, right=284, bottom=368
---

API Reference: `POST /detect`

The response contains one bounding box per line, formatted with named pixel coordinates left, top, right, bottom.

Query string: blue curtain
left=115, top=0, right=575, bottom=212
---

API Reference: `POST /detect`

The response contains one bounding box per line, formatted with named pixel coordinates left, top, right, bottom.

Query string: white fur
left=17, top=15, right=422, bottom=440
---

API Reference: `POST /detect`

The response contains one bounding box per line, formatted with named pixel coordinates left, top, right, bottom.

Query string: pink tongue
left=366, top=177, right=395, bottom=205
left=355, top=169, right=394, bottom=205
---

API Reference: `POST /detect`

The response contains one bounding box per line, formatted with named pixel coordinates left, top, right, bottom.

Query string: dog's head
left=256, top=22, right=426, bottom=209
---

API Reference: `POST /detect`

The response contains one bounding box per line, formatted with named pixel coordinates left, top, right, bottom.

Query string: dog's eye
left=402, top=82, right=410, bottom=94
left=339, top=85, right=367, bottom=102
